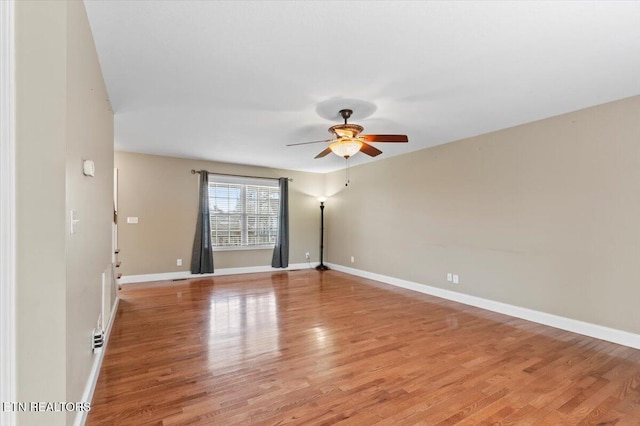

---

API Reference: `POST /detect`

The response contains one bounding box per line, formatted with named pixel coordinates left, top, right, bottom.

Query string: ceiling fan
left=287, top=109, right=408, bottom=159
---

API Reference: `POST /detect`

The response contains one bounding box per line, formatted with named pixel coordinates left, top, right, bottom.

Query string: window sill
left=213, top=245, right=274, bottom=252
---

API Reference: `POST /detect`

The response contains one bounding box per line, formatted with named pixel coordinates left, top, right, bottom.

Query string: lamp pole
left=316, top=200, right=329, bottom=271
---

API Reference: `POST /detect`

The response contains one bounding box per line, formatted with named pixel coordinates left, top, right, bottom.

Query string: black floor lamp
left=316, top=197, right=329, bottom=271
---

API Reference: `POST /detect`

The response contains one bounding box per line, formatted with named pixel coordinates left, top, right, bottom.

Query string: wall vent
left=92, top=328, right=104, bottom=352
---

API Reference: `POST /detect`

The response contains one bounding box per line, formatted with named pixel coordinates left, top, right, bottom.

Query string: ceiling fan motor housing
left=329, top=124, right=364, bottom=139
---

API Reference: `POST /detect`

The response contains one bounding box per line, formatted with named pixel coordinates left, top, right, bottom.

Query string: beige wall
left=16, top=2, right=67, bottom=424
left=15, top=1, right=114, bottom=425
left=64, top=0, right=114, bottom=417
left=325, top=96, right=640, bottom=334
left=115, top=152, right=323, bottom=276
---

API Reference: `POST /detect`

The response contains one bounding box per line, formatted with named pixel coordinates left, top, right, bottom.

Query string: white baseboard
left=74, top=295, right=120, bottom=426
left=327, top=263, right=640, bottom=350
left=119, top=263, right=313, bottom=285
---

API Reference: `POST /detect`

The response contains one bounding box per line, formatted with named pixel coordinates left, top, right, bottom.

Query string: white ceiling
left=84, top=1, right=640, bottom=173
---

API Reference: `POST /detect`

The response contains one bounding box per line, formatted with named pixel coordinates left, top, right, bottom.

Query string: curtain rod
left=191, top=169, right=293, bottom=182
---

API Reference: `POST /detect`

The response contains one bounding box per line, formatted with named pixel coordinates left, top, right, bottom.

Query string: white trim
left=73, top=295, right=120, bottom=426
left=119, top=263, right=312, bottom=284
left=0, top=1, right=16, bottom=425
left=213, top=245, right=275, bottom=252
left=327, top=263, right=640, bottom=350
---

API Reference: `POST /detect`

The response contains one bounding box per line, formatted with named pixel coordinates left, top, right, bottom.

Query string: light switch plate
left=70, top=210, right=79, bottom=234
left=127, top=217, right=138, bottom=224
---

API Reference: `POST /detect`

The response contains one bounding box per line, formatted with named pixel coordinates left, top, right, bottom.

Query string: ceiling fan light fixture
left=329, top=138, right=363, bottom=158
left=287, top=108, right=409, bottom=162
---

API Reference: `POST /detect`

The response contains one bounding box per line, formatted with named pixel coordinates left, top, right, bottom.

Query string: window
left=208, top=175, right=280, bottom=249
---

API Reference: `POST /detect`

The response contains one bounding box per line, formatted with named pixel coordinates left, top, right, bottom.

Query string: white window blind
left=208, top=175, right=280, bottom=249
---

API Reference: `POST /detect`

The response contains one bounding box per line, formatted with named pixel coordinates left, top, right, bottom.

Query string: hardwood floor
left=87, top=270, right=640, bottom=425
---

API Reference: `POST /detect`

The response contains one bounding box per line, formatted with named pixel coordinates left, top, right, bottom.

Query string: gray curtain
left=271, top=178, right=289, bottom=268
left=190, top=171, right=214, bottom=274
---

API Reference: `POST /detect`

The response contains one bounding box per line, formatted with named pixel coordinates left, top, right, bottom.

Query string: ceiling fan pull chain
left=345, top=157, right=350, bottom=186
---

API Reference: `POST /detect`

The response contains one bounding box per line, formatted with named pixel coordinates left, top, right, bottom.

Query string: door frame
left=1, top=1, right=17, bottom=424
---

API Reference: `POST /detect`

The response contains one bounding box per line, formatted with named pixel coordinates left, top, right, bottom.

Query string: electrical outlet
left=350, top=256, right=355, bottom=263
left=452, top=274, right=459, bottom=284
left=305, top=252, right=310, bottom=260
left=447, top=273, right=452, bottom=282
left=177, top=259, right=182, bottom=266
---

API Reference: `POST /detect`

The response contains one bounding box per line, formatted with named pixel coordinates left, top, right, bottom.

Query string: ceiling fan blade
left=314, top=147, right=333, bottom=159
left=286, top=139, right=331, bottom=147
left=359, top=142, right=383, bottom=157
left=361, top=134, right=408, bottom=143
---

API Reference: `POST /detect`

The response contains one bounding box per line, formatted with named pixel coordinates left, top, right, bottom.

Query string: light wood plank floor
left=87, top=270, right=640, bottom=425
